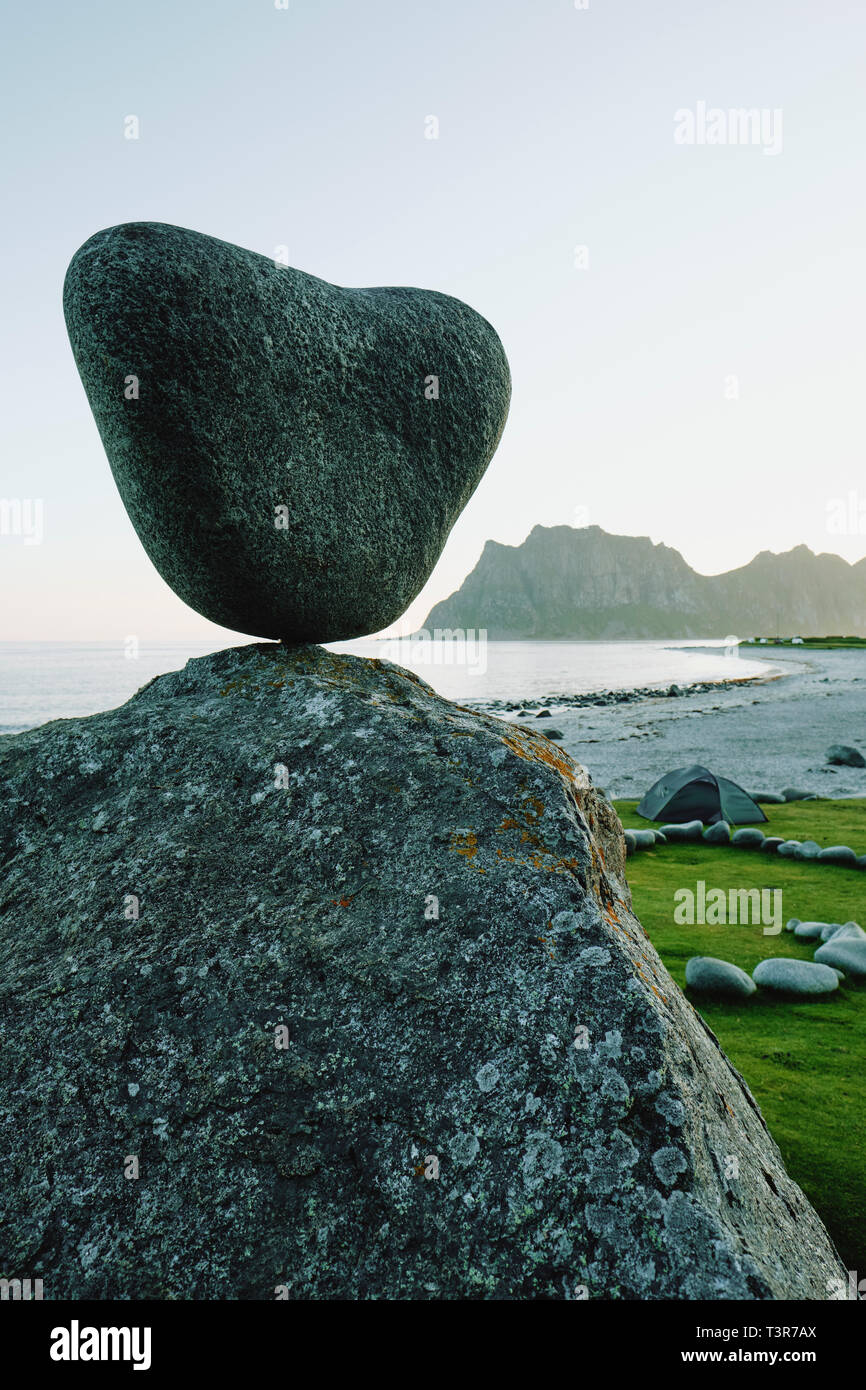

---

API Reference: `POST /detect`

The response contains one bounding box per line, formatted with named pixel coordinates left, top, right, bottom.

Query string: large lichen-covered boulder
left=63, top=223, right=511, bottom=642
left=0, top=644, right=845, bottom=1299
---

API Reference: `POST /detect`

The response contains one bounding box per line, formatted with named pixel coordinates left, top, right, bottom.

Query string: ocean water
left=0, top=639, right=777, bottom=735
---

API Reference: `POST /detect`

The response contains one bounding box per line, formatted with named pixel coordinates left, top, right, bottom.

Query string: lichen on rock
left=0, top=643, right=845, bottom=1298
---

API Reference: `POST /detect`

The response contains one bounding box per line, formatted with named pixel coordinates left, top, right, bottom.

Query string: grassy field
left=614, top=797, right=866, bottom=1270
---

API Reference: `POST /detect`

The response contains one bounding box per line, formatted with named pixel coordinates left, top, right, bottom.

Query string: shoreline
left=471, top=646, right=866, bottom=804
left=465, top=666, right=787, bottom=717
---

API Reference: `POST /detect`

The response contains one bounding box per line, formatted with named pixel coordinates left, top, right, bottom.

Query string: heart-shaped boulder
left=63, top=222, right=511, bottom=640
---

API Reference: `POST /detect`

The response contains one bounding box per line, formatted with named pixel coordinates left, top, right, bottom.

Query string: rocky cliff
left=424, top=525, right=866, bottom=638
left=0, top=644, right=845, bottom=1298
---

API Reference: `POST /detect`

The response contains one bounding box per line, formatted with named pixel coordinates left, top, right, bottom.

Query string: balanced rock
left=752, top=959, right=841, bottom=995
left=685, top=956, right=756, bottom=998
left=0, top=643, right=844, bottom=1299
left=63, top=223, right=511, bottom=641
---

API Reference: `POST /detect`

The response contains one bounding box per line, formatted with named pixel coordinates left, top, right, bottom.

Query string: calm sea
left=0, top=639, right=776, bottom=736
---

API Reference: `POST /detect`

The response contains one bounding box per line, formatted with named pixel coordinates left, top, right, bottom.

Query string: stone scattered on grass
left=817, top=845, right=858, bottom=865
left=813, top=938, right=866, bottom=977
left=752, top=959, right=840, bottom=995
left=793, top=921, right=831, bottom=940
left=760, top=837, right=785, bottom=854
left=731, top=827, right=765, bottom=848
left=792, top=840, right=821, bottom=861
left=659, top=820, right=704, bottom=842
left=702, top=821, right=731, bottom=844
left=781, top=788, right=816, bottom=801
left=686, top=956, right=757, bottom=998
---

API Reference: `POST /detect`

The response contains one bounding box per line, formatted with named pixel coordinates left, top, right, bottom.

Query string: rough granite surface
left=63, top=222, right=511, bottom=642
left=0, top=644, right=845, bottom=1299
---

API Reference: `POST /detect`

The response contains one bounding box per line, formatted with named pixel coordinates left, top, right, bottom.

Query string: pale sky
left=2, top=0, right=865, bottom=641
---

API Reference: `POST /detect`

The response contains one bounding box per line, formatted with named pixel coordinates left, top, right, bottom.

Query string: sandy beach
left=480, top=647, right=866, bottom=802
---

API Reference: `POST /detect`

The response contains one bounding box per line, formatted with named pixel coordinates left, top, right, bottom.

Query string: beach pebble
left=686, top=956, right=757, bottom=998
left=667, top=684, right=684, bottom=697
left=659, top=820, right=704, bottom=842
left=535, top=709, right=552, bottom=719
left=540, top=728, right=564, bottom=740
left=653, top=831, right=667, bottom=844
left=731, top=827, right=765, bottom=848
left=777, top=840, right=801, bottom=858
left=792, top=840, right=821, bottom=861
left=785, top=918, right=800, bottom=933
left=752, top=958, right=840, bottom=994
left=817, top=845, right=858, bottom=866
left=702, top=821, right=731, bottom=845
left=760, top=837, right=785, bottom=854
left=624, top=830, right=636, bottom=856
left=631, top=829, right=658, bottom=849
left=781, top=788, right=816, bottom=802
left=813, top=938, right=866, bottom=976
left=793, top=920, right=831, bottom=940
left=826, top=744, right=866, bottom=768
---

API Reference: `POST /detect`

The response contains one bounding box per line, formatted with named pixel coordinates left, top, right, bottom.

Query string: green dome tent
left=636, top=764, right=767, bottom=825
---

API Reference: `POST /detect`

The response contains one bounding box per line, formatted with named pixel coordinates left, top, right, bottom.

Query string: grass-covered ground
left=614, top=797, right=866, bottom=1270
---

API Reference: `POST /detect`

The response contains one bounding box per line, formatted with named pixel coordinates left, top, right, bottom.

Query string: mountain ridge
left=423, top=525, right=866, bottom=639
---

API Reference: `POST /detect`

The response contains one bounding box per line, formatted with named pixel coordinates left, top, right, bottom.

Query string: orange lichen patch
left=450, top=831, right=479, bottom=861
left=331, top=896, right=355, bottom=908
left=500, top=727, right=577, bottom=781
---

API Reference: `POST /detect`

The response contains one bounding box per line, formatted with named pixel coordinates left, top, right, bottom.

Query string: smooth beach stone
left=820, top=923, right=845, bottom=941
left=826, top=744, right=866, bottom=768
left=631, top=829, right=657, bottom=849
left=823, top=922, right=866, bottom=943
left=793, top=920, right=831, bottom=940
left=777, top=840, right=801, bottom=858
left=792, top=840, right=821, bottom=861
left=659, top=820, right=703, bottom=842
left=731, top=827, right=765, bottom=848
left=817, top=845, right=858, bottom=866
left=814, top=939, right=866, bottom=977
left=64, top=222, right=511, bottom=642
left=623, top=830, right=637, bottom=856
left=752, top=959, right=840, bottom=995
left=685, top=956, right=756, bottom=998
left=702, top=821, right=731, bottom=844
left=785, top=918, right=800, bottom=933
left=541, top=728, right=564, bottom=740
left=535, top=709, right=552, bottom=718
left=653, top=830, right=667, bottom=844
left=760, top=837, right=785, bottom=854
left=781, top=788, right=816, bottom=801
